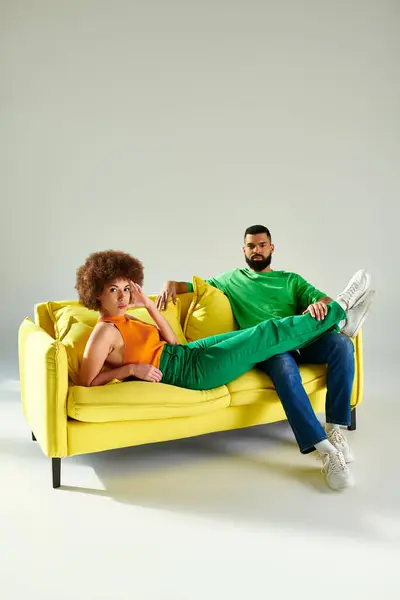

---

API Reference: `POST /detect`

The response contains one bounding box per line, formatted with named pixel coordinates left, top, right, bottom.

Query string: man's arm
left=156, top=281, right=192, bottom=310
left=302, top=295, right=333, bottom=320
left=156, top=272, right=229, bottom=311
left=296, top=275, right=333, bottom=321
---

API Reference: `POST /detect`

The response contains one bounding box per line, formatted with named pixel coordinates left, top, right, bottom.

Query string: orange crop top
left=99, top=315, right=167, bottom=368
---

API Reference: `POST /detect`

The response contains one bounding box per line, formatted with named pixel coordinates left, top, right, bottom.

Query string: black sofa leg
left=52, top=458, right=61, bottom=489
left=32, top=432, right=36, bottom=441
left=348, top=408, right=357, bottom=431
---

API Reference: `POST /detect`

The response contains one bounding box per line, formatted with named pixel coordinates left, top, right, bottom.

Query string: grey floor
left=1, top=380, right=399, bottom=600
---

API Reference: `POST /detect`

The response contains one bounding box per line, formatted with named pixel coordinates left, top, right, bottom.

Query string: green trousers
left=159, top=301, right=346, bottom=391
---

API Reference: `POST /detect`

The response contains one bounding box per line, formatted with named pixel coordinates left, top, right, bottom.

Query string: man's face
left=243, top=233, right=274, bottom=272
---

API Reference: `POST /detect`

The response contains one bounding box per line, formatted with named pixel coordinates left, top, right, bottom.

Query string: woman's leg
left=185, top=329, right=245, bottom=350
left=173, top=301, right=346, bottom=390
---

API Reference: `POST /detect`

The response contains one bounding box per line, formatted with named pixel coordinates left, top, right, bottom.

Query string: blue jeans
left=257, top=332, right=354, bottom=454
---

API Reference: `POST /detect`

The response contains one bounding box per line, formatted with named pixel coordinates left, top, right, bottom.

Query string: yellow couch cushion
left=130, top=300, right=187, bottom=345
left=227, top=364, right=327, bottom=406
left=47, top=301, right=97, bottom=338
left=47, top=297, right=186, bottom=342
left=67, top=380, right=230, bottom=423
left=48, top=298, right=187, bottom=384
left=62, top=322, right=93, bottom=385
left=183, top=276, right=237, bottom=342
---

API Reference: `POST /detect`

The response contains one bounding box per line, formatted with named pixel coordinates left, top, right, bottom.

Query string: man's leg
left=257, top=353, right=328, bottom=454
left=298, top=332, right=354, bottom=429
left=298, top=332, right=355, bottom=462
left=179, top=302, right=346, bottom=391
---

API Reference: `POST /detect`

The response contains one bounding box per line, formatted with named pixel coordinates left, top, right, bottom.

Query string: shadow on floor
left=3, top=393, right=400, bottom=547
left=61, top=411, right=400, bottom=546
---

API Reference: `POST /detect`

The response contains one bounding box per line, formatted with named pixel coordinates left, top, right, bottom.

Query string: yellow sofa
left=18, top=280, right=363, bottom=488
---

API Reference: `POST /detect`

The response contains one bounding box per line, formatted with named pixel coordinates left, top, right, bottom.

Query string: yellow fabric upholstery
left=129, top=298, right=187, bottom=345
left=18, top=318, right=68, bottom=457
left=227, top=365, right=327, bottom=406
left=184, top=276, right=237, bottom=342
left=62, top=321, right=93, bottom=385
left=66, top=392, right=328, bottom=457
left=349, top=331, right=363, bottom=408
left=67, top=380, right=230, bottom=423
left=19, top=292, right=364, bottom=466
left=47, top=297, right=186, bottom=343
left=47, top=301, right=99, bottom=338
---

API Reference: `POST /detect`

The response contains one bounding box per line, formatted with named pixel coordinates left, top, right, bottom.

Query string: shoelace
left=328, top=428, right=346, bottom=445
left=347, top=281, right=359, bottom=296
left=322, top=452, right=347, bottom=474
left=341, top=280, right=361, bottom=306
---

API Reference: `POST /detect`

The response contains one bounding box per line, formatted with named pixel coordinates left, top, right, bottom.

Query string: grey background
left=1, top=0, right=399, bottom=389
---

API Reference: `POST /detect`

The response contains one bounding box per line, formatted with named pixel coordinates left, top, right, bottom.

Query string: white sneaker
left=326, top=427, right=355, bottom=463
left=341, top=289, right=375, bottom=338
left=336, top=269, right=372, bottom=311
left=321, top=451, right=354, bottom=490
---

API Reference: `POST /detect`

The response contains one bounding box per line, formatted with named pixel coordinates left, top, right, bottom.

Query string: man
left=156, top=225, right=375, bottom=490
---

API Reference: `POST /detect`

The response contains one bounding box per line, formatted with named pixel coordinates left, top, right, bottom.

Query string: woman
left=76, top=250, right=370, bottom=392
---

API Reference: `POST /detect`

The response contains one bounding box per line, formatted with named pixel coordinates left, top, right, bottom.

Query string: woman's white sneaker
left=326, top=428, right=355, bottom=463
left=321, top=451, right=354, bottom=490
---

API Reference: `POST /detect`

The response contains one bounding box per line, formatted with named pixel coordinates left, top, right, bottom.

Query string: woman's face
left=97, top=278, right=131, bottom=316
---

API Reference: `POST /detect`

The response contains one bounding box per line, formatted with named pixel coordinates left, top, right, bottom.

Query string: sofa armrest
left=350, top=329, right=364, bottom=408
left=18, top=318, right=68, bottom=457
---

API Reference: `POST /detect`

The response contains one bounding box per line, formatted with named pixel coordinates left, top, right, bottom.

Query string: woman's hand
left=131, top=363, right=163, bottom=383
left=129, top=281, right=152, bottom=308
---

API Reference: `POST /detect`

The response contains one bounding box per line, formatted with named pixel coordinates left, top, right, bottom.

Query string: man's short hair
left=244, top=224, right=272, bottom=241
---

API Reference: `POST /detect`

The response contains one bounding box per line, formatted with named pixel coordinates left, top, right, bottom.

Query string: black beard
left=245, top=254, right=272, bottom=272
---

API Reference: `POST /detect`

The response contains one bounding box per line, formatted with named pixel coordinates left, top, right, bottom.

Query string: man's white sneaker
left=321, top=451, right=354, bottom=490
left=336, top=269, right=372, bottom=311
left=341, top=289, right=375, bottom=338
left=326, top=428, right=355, bottom=463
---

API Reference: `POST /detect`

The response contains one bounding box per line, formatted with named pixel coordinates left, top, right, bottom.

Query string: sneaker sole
left=327, top=475, right=355, bottom=491
left=351, top=271, right=372, bottom=308
left=342, top=450, right=355, bottom=464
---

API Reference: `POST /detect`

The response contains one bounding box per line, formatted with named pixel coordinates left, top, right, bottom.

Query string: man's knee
left=326, top=333, right=355, bottom=363
left=258, top=352, right=301, bottom=382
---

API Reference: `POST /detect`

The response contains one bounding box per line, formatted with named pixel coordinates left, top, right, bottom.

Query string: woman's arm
left=79, top=323, right=133, bottom=386
left=145, top=303, right=178, bottom=344
left=130, top=282, right=179, bottom=345
left=79, top=322, right=164, bottom=386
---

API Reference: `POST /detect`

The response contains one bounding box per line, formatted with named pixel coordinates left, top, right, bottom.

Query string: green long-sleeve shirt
left=187, top=269, right=326, bottom=330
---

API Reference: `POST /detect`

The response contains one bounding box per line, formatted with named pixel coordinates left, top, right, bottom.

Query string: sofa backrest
left=35, top=292, right=195, bottom=339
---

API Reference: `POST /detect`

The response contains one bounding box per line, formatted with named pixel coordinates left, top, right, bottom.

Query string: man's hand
left=156, top=281, right=177, bottom=311
left=131, top=364, right=163, bottom=383
left=302, top=301, right=328, bottom=321
left=129, top=281, right=151, bottom=308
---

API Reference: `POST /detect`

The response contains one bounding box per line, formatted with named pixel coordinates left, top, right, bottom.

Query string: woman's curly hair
left=76, top=250, right=144, bottom=310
